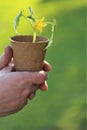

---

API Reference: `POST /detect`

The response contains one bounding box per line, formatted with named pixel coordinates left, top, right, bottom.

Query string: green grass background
left=0, top=0, right=86, bottom=130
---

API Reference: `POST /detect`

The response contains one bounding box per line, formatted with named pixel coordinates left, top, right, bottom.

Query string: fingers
left=22, top=61, right=51, bottom=100
left=32, top=71, right=47, bottom=85
left=0, top=46, right=13, bottom=70
left=22, top=62, right=50, bottom=100
left=27, top=84, right=39, bottom=100
left=39, top=81, right=48, bottom=91
left=43, top=61, right=52, bottom=72
left=28, top=81, right=48, bottom=100
left=22, top=70, right=48, bottom=85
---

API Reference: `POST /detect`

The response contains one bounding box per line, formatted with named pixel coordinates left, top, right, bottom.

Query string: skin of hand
left=0, top=46, right=52, bottom=117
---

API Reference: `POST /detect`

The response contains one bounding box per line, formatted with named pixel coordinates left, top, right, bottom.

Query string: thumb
left=0, top=46, right=13, bottom=70
left=21, top=70, right=48, bottom=85
left=29, top=71, right=48, bottom=85
left=0, top=66, right=14, bottom=77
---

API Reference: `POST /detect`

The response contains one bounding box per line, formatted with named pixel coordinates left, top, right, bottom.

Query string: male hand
left=0, top=46, right=51, bottom=117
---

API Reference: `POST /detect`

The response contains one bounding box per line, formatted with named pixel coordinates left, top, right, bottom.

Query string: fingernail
left=40, top=81, right=48, bottom=91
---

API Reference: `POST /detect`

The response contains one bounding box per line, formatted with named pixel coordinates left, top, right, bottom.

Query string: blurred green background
left=0, top=0, right=86, bottom=130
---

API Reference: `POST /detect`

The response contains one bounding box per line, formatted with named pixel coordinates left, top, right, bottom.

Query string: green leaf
left=27, top=7, right=36, bottom=22
left=45, top=19, right=56, bottom=49
left=28, top=7, right=34, bottom=15
left=27, top=15, right=36, bottom=22
left=14, top=11, right=23, bottom=31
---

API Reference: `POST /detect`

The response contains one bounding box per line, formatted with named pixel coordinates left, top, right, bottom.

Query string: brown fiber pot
left=10, top=35, right=49, bottom=71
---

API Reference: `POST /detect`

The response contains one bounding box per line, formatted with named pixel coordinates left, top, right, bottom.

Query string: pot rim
left=10, top=35, right=49, bottom=44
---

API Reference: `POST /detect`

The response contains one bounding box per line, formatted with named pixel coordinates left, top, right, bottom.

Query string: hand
left=0, top=46, right=51, bottom=117
left=28, top=60, right=52, bottom=99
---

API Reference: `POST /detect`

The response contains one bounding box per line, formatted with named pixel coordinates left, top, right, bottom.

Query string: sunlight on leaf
left=14, top=10, right=23, bottom=32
